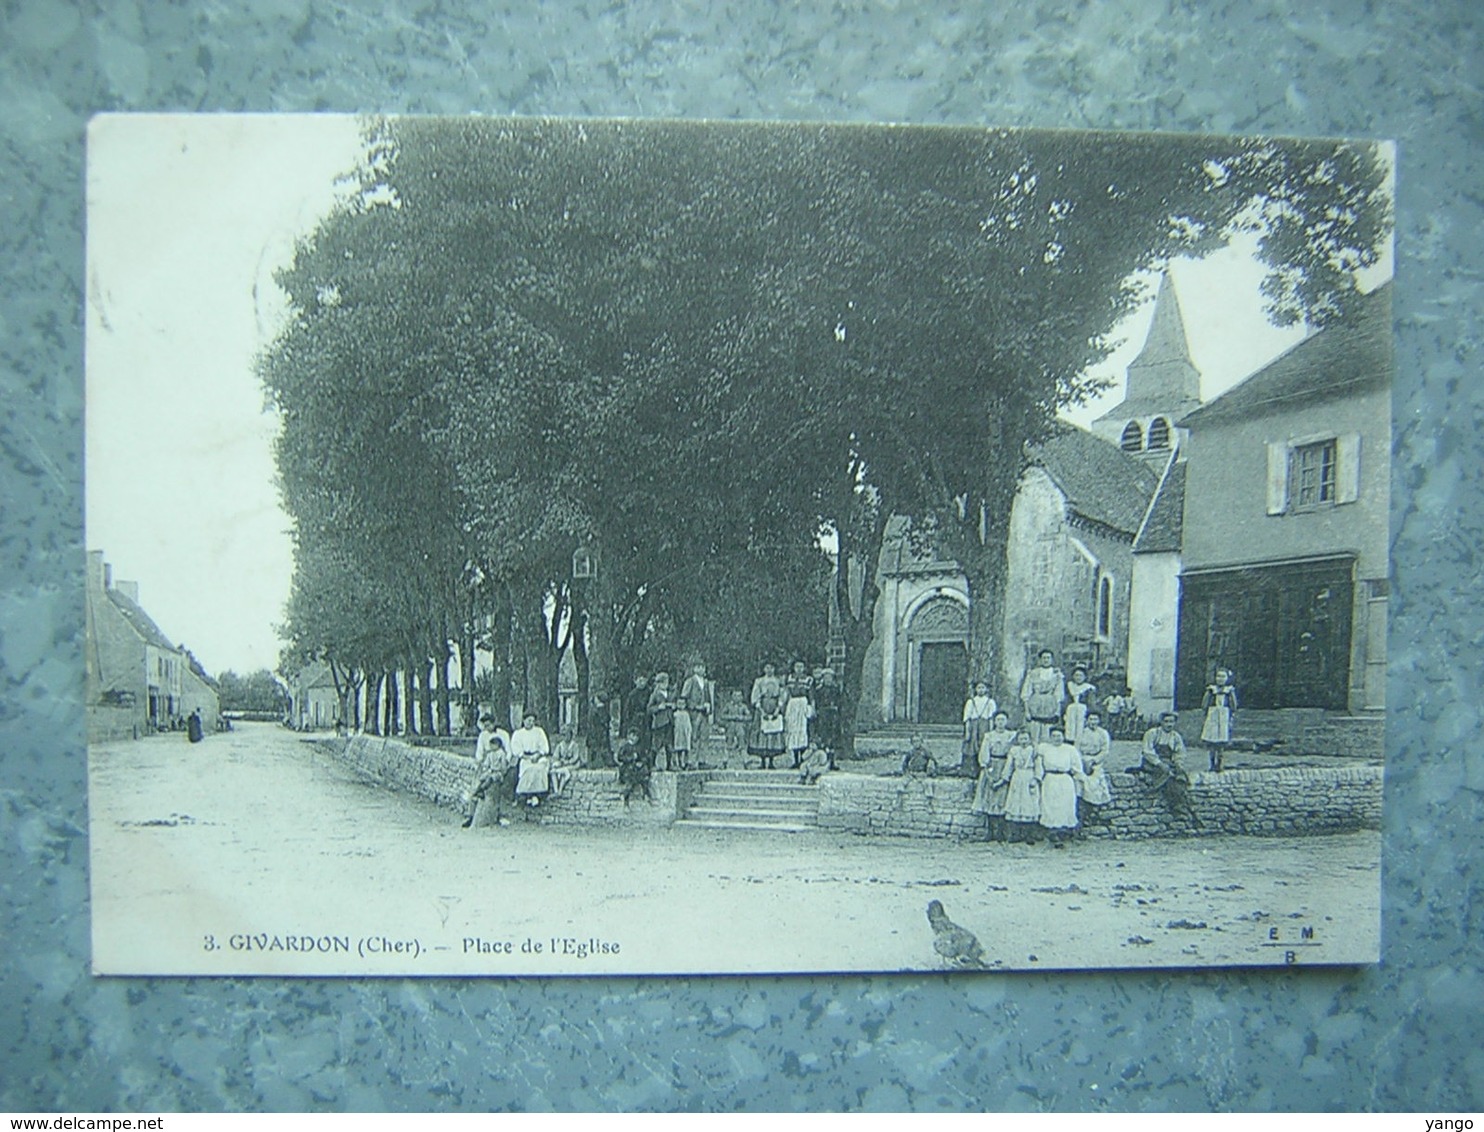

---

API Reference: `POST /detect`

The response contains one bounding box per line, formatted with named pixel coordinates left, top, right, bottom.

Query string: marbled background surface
left=2, top=0, right=1480, bottom=1113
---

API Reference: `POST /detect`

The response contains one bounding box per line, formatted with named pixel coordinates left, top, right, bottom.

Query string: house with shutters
left=1173, top=283, right=1391, bottom=722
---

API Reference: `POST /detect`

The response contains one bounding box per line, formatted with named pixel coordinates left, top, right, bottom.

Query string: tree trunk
left=488, top=593, right=513, bottom=730
left=932, top=462, right=1022, bottom=705
left=385, top=669, right=399, bottom=735
left=402, top=664, right=417, bottom=736
left=435, top=616, right=452, bottom=736
left=365, top=669, right=383, bottom=736
left=419, top=656, right=435, bottom=736
left=516, top=582, right=558, bottom=728
left=831, top=504, right=890, bottom=760
left=349, top=670, right=363, bottom=730
left=459, top=615, right=476, bottom=735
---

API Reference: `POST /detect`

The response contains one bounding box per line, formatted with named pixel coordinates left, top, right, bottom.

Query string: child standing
left=1076, top=709, right=1114, bottom=820
left=1201, top=668, right=1239, bottom=772
left=671, top=694, right=693, bottom=770
left=971, top=710, right=1015, bottom=841
left=1001, top=729, right=1041, bottom=842
left=1063, top=667, right=1096, bottom=745
left=961, top=681, right=996, bottom=773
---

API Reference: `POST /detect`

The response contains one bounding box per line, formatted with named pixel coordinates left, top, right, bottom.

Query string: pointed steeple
left=1091, top=273, right=1203, bottom=458
left=1123, top=273, right=1201, bottom=412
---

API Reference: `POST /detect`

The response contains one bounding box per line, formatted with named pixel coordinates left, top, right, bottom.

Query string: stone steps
left=677, top=772, right=821, bottom=832
left=674, top=817, right=815, bottom=833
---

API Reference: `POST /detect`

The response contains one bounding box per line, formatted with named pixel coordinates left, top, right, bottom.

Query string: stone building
left=179, top=653, right=222, bottom=733
left=1174, top=283, right=1391, bottom=720
left=288, top=660, right=341, bottom=730
left=853, top=427, right=1159, bottom=729
left=86, top=549, right=217, bottom=741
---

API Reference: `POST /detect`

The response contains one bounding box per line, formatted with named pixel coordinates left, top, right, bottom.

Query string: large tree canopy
left=263, top=116, right=1390, bottom=750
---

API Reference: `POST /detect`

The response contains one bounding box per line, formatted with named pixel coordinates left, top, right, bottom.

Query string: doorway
left=917, top=641, right=968, bottom=724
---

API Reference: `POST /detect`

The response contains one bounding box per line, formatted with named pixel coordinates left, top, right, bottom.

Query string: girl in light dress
left=1201, top=667, right=1239, bottom=772
left=1020, top=649, right=1065, bottom=744
left=1001, top=728, right=1042, bottom=843
left=783, top=660, right=815, bottom=769
left=1075, top=709, right=1114, bottom=823
left=961, top=681, right=996, bottom=772
left=749, top=663, right=786, bottom=769
left=971, top=710, right=1015, bottom=841
left=1036, top=725, right=1088, bottom=849
left=1063, top=666, right=1096, bottom=745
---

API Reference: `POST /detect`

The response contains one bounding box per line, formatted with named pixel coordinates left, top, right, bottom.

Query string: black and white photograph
left=85, top=114, right=1393, bottom=976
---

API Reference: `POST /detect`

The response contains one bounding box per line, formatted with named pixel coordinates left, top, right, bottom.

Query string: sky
left=84, top=115, right=1386, bottom=678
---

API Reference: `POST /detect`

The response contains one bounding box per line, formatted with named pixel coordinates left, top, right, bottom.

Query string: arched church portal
left=906, top=593, right=970, bottom=724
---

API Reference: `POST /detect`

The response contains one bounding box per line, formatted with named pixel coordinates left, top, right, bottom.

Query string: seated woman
left=511, top=711, right=552, bottom=816
left=549, top=722, right=584, bottom=796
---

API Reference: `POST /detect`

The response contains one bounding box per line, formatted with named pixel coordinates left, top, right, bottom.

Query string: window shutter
left=1266, top=441, right=1289, bottom=515
left=1336, top=433, right=1361, bottom=504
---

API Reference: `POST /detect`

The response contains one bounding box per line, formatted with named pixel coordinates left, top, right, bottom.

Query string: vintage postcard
left=86, top=114, right=1392, bottom=975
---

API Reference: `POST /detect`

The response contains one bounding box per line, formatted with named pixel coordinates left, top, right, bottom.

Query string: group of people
left=460, top=710, right=584, bottom=828
left=621, top=662, right=720, bottom=772
left=944, top=656, right=1242, bottom=843
left=619, top=659, right=844, bottom=774
left=745, top=660, right=840, bottom=770
left=1012, top=651, right=1239, bottom=772
left=952, top=709, right=1113, bottom=847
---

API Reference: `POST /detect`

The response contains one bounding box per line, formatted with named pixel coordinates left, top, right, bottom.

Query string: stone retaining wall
left=88, top=704, right=141, bottom=744
left=321, top=734, right=1382, bottom=840
left=320, top=734, right=703, bottom=825
left=816, top=765, right=1383, bottom=840
left=324, top=734, right=474, bottom=809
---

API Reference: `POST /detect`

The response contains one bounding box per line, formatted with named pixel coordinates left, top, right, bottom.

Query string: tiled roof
left=1133, top=459, right=1185, bottom=554
left=1180, top=283, right=1392, bottom=426
left=105, top=589, right=178, bottom=652
left=1031, top=426, right=1161, bottom=537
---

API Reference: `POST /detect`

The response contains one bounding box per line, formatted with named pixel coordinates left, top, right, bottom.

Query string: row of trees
left=216, top=669, right=289, bottom=716
left=264, top=118, right=1389, bottom=754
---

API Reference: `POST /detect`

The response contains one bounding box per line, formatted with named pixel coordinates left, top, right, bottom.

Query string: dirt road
left=89, top=724, right=1381, bottom=976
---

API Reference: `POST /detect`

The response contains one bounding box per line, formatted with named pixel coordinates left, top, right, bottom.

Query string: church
left=849, top=274, right=1197, bottom=730
left=847, top=271, right=1389, bottom=755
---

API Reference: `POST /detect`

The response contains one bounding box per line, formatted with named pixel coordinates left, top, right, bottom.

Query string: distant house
left=179, top=652, right=221, bottom=733
left=86, top=549, right=217, bottom=741
left=1174, top=283, right=1391, bottom=717
left=288, top=660, right=341, bottom=730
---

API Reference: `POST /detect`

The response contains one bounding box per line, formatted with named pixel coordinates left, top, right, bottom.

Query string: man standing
left=680, top=662, right=715, bottom=754
left=623, top=674, right=651, bottom=756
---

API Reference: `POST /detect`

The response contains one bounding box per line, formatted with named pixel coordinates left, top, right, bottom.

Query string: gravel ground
left=89, top=724, right=1382, bottom=977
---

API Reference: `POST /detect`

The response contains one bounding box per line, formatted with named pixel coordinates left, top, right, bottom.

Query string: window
left=1097, top=575, right=1113, bottom=639
left=1290, top=439, right=1337, bottom=509
left=1147, top=416, right=1172, bottom=451
left=1266, top=434, right=1361, bottom=515
left=1120, top=421, right=1143, bottom=452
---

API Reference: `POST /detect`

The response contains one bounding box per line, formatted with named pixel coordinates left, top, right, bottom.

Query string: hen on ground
left=926, top=899, right=986, bottom=969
